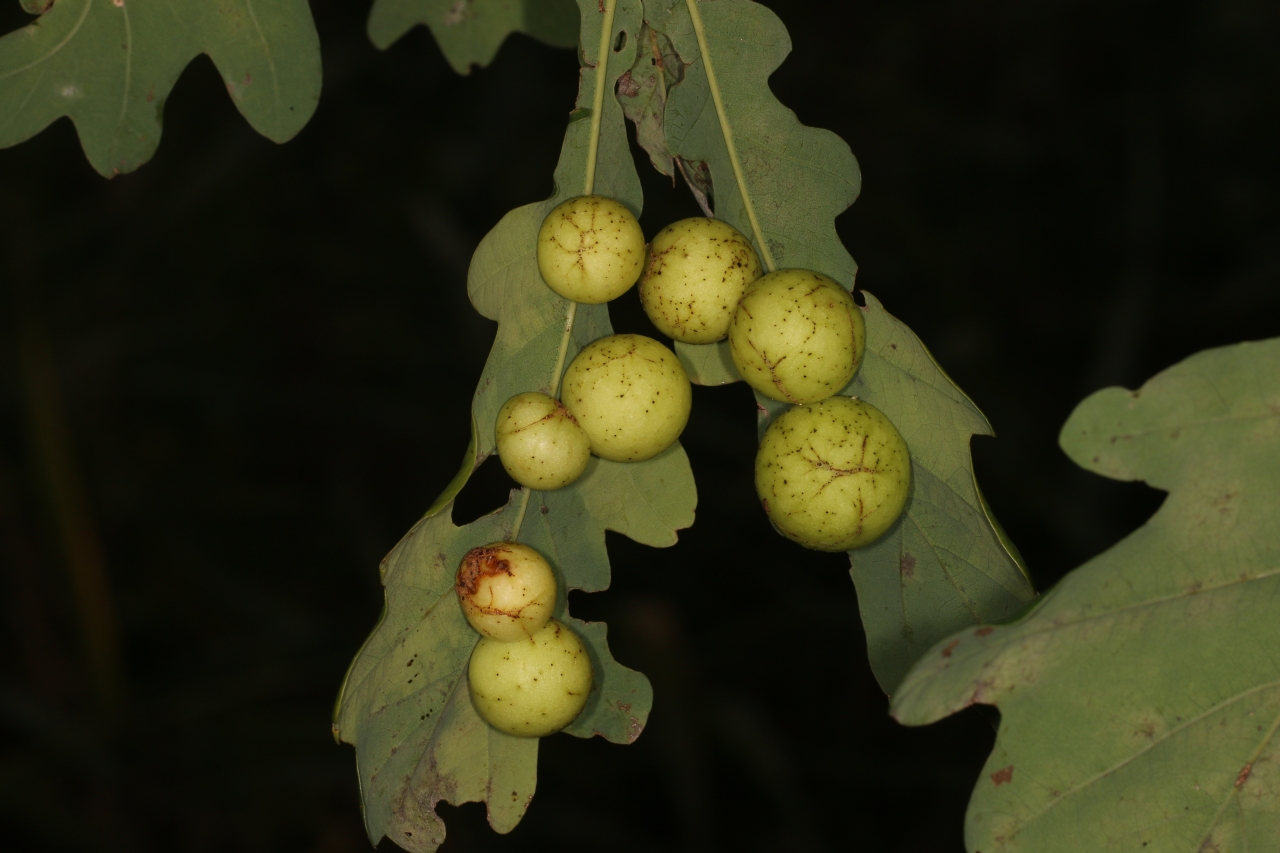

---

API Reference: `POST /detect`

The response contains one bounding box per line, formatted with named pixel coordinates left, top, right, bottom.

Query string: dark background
left=2, top=0, right=1278, bottom=850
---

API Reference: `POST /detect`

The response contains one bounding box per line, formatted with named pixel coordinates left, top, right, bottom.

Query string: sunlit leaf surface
left=0, top=0, right=320, bottom=176
left=893, top=338, right=1280, bottom=852
left=335, top=2, right=696, bottom=850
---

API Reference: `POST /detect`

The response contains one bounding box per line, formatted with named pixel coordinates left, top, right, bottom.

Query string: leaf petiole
left=515, top=0, right=616, bottom=542
left=550, top=301, right=579, bottom=399
left=683, top=0, right=776, bottom=272
left=583, top=0, right=619, bottom=197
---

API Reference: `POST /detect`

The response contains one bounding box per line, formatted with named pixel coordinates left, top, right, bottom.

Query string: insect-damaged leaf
left=0, top=0, right=320, bottom=177
left=892, top=338, right=1280, bottom=852
left=331, top=499, right=537, bottom=853
left=635, top=0, right=1035, bottom=692
left=615, top=22, right=684, bottom=177
left=643, top=0, right=860, bottom=283
left=332, top=480, right=675, bottom=851
left=368, top=0, right=579, bottom=73
left=335, top=2, right=696, bottom=850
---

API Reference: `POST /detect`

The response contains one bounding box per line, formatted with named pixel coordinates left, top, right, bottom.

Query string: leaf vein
left=0, top=64, right=45, bottom=135
left=0, top=0, right=94, bottom=81
left=1194, top=703, right=1280, bottom=852
left=1009, top=678, right=1280, bottom=841
left=244, top=0, right=281, bottom=112
left=952, top=567, right=1280, bottom=674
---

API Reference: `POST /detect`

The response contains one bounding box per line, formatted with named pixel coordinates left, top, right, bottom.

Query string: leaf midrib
left=1088, top=408, right=1280, bottom=445
left=682, top=0, right=775, bottom=271
left=920, top=565, right=1280, bottom=686
left=110, top=2, right=132, bottom=163
left=243, top=0, right=282, bottom=115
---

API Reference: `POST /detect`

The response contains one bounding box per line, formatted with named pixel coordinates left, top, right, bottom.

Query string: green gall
left=495, top=391, right=591, bottom=490
left=537, top=195, right=645, bottom=304
left=728, top=269, right=865, bottom=404
left=468, top=618, right=593, bottom=737
left=560, top=333, right=692, bottom=462
left=755, top=396, right=910, bottom=551
left=638, top=217, right=762, bottom=344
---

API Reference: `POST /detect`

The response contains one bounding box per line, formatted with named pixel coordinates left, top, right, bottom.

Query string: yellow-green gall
left=755, top=396, right=910, bottom=551
left=468, top=618, right=593, bottom=737
left=495, top=392, right=591, bottom=490
left=455, top=542, right=558, bottom=642
left=728, top=269, right=865, bottom=404
left=638, top=217, right=762, bottom=343
left=537, top=195, right=645, bottom=304
left=560, top=333, right=692, bottom=462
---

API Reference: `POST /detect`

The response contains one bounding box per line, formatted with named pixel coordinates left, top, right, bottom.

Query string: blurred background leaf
left=0, top=0, right=320, bottom=176
left=368, top=0, right=578, bottom=73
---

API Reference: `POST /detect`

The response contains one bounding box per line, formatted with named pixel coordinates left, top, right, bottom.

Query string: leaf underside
left=334, top=1, right=697, bottom=849
left=368, top=0, right=579, bottom=73
left=892, top=338, right=1280, bottom=853
left=623, top=0, right=1035, bottom=693
left=0, top=0, right=321, bottom=177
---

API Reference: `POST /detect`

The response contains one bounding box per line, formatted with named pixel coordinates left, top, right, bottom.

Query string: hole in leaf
left=613, top=29, right=627, bottom=53
left=451, top=455, right=519, bottom=528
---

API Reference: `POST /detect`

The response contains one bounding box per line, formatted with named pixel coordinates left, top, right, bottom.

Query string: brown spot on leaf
left=627, top=715, right=644, bottom=743
left=900, top=553, right=916, bottom=578
left=1235, top=763, right=1253, bottom=788
left=941, top=639, right=960, bottom=658
left=975, top=627, right=994, bottom=637
left=444, top=0, right=468, bottom=25
left=991, top=766, right=1014, bottom=786
left=616, top=71, right=640, bottom=98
